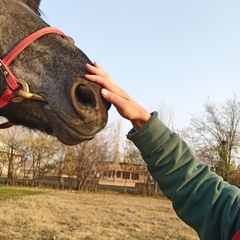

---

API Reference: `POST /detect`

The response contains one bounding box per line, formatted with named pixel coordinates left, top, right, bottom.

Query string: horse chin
left=44, top=106, right=107, bottom=146
left=52, top=128, right=95, bottom=146
left=46, top=119, right=97, bottom=146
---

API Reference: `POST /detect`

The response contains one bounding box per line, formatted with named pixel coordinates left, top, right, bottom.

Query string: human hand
left=85, top=62, right=151, bottom=131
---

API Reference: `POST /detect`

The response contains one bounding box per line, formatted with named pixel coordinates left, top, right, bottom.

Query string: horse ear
left=25, top=0, right=41, bottom=14
left=32, top=0, right=41, bottom=8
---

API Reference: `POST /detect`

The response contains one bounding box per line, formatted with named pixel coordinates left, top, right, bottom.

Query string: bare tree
left=74, top=128, right=112, bottom=191
left=124, top=140, right=148, bottom=194
left=56, top=146, right=76, bottom=190
left=158, top=102, right=175, bottom=130
left=23, top=132, right=62, bottom=186
left=59, top=126, right=111, bottom=191
left=0, top=149, right=9, bottom=178
left=0, top=126, right=26, bottom=185
left=189, top=95, right=240, bottom=181
left=113, top=119, right=122, bottom=182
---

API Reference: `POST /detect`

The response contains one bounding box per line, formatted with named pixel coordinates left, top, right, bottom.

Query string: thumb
left=101, top=88, right=119, bottom=106
left=101, top=88, right=109, bottom=97
left=101, top=88, right=114, bottom=104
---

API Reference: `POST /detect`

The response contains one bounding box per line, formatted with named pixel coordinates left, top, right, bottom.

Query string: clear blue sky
left=40, top=0, right=240, bottom=132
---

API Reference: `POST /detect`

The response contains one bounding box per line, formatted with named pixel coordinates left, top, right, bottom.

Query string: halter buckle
left=0, top=60, right=9, bottom=77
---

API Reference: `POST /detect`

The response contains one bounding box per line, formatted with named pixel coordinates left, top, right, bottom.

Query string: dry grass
left=0, top=188, right=199, bottom=240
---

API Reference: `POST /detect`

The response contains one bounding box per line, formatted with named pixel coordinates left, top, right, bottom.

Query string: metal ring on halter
left=11, top=79, right=45, bottom=102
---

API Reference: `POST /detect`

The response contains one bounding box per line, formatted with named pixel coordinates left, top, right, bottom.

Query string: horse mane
left=22, top=0, right=42, bottom=16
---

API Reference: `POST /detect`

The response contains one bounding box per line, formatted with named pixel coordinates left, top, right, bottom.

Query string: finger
left=84, top=73, right=104, bottom=83
left=101, top=88, right=127, bottom=111
left=85, top=72, right=124, bottom=97
left=85, top=63, right=129, bottom=100
left=85, top=63, right=101, bottom=75
left=85, top=63, right=106, bottom=77
left=84, top=74, right=115, bottom=92
left=93, top=61, right=102, bottom=70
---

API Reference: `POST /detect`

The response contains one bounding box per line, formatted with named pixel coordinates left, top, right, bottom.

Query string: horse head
left=0, top=0, right=111, bottom=145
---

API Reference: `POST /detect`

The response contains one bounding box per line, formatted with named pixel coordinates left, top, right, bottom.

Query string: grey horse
left=0, top=0, right=111, bottom=145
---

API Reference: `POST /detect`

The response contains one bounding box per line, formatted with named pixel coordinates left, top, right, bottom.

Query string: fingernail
left=101, top=89, right=108, bottom=96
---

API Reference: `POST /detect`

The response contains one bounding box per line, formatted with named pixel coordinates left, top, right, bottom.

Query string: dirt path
left=0, top=189, right=198, bottom=240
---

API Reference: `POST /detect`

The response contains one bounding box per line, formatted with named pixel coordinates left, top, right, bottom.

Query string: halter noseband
left=0, top=27, right=66, bottom=109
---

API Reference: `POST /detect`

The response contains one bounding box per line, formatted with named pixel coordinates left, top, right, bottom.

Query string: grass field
left=0, top=188, right=44, bottom=201
left=0, top=187, right=199, bottom=240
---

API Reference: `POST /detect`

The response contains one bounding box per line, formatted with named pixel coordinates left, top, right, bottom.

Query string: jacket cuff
left=126, top=111, right=172, bottom=158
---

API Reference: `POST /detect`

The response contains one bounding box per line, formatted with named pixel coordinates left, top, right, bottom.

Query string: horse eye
left=66, top=36, right=75, bottom=45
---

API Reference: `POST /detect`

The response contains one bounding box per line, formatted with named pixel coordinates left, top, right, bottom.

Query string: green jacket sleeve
left=127, top=112, right=240, bottom=240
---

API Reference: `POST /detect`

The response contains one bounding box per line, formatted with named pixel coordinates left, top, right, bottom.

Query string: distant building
left=99, top=161, right=147, bottom=181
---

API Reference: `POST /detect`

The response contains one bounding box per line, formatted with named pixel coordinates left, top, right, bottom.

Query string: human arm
left=127, top=112, right=240, bottom=240
left=85, top=62, right=240, bottom=240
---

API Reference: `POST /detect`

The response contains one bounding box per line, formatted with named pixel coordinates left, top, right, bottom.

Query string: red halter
left=0, top=27, right=66, bottom=129
left=0, top=27, right=66, bottom=109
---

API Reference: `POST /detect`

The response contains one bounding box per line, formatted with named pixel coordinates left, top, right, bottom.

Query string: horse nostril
left=75, top=84, right=96, bottom=108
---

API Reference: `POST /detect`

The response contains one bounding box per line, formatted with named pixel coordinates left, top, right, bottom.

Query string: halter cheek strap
left=2, top=27, right=66, bottom=66
left=0, top=62, right=18, bottom=107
